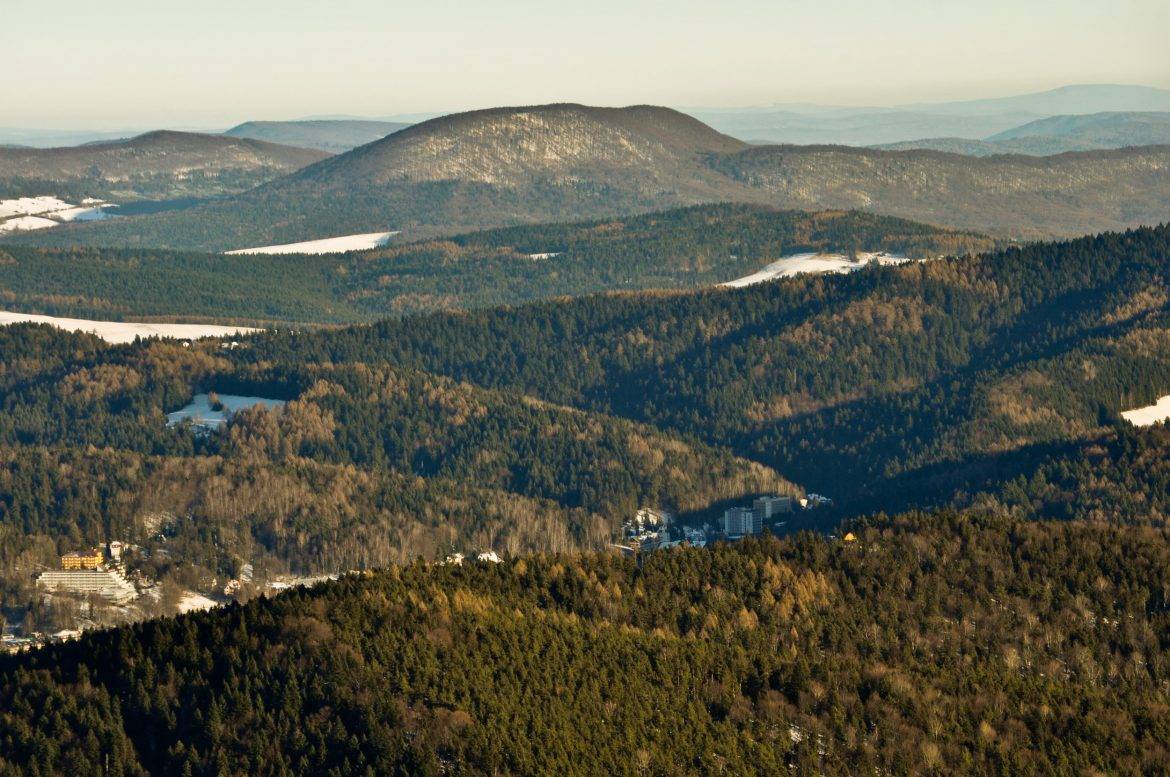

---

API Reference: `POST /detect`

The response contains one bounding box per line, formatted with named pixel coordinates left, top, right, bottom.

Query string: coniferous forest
left=0, top=204, right=991, bottom=323
left=2, top=216, right=1170, bottom=774
left=3, top=514, right=1170, bottom=774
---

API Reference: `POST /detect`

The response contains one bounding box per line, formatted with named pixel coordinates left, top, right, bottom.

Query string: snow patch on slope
left=52, top=204, right=118, bottom=222
left=1121, top=396, right=1170, bottom=426
left=225, top=231, right=399, bottom=255
left=0, top=215, right=58, bottom=233
left=0, top=196, right=117, bottom=231
left=0, top=196, right=75, bottom=218
left=721, top=251, right=914, bottom=288
left=0, top=310, right=259, bottom=344
left=178, top=592, right=219, bottom=613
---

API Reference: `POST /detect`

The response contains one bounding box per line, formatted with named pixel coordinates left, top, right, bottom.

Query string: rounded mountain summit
left=13, top=102, right=1170, bottom=249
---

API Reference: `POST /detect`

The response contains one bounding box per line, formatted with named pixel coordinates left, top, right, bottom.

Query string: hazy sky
left=3, top=0, right=1169, bottom=129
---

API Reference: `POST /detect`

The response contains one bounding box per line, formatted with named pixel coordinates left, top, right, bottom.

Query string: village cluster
left=619, top=492, right=834, bottom=553
left=2, top=542, right=138, bottom=652
left=3, top=494, right=837, bottom=652
left=0, top=540, right=332, bottom=653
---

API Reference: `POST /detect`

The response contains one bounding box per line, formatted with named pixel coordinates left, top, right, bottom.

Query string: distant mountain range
left=0, top=130, right=329, bottom=201
left=902, top=83, right=1170, bottom=116
left=223, top=119, right=410, bottom=153
left=6, top=83, right=1168, bottom=152
left=10, top=102, right=1170, bottom=250
left=0, top=127, right=157, bottom=149
left=689, top=84, right=1170, bottom=145
left=874, top=111, right=1170, bottom=156
left=689, top=108, right=1036, bottom=146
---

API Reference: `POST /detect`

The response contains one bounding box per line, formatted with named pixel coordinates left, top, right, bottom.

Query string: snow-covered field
left=0, top=215, right=58, bottom=232
left=53, top=204, right=117, bottom=222
left=0, top=195, right=117, bottom=232
left=167, top=392, right=286, bottom=429
left=721, top=251, right=914, bottom=288
left=0, top=196, right=73, bottom=218
left=1121, top=395, right=1170, bottom=426
left=225, top=231, right=399, bottom=255
left=178, top=592, right=219, bottom=614
left=0, top=310, right=259, bottom=344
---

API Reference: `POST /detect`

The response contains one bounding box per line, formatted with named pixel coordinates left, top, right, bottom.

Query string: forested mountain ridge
left=233, top=223, right=1170, bottom=510
left=10, top=104, right=1168, bottom=250
left=710, top=143, right=1170, bottom=238
left=876, top=422, right=1170, bottom=526
left=0, top=204, right=992, bottom=323
left=0, top=131, right=330, bottom=201
left=3, top=512, right=1169, bottom=774
left=989, top=110, right=1170, bottom=142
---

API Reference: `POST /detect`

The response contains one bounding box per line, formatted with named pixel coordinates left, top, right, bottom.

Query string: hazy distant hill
left=0, top=130, right=330, bottom=200
left=0, top=127, right=147, bottom=148
left=988, top=111, right=1170, bottom=146
left=690, top=108, right=1037, bottom=146
left=692, top=84, right=1170, bottom=145
left=223, top=119, right=410, bottom=152
left=877, top=111, right=1170, bottom=156
left=10, top=103, right=1170, bottom=249
left=912, top=83, right=1170, bottom=116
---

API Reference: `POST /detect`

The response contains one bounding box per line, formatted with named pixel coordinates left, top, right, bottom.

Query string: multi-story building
left=60, top=549, right=104, bottom=570
left=753, top=496, right=793, bottom=519
left=722, top=506, right=761, bottom=536
left=36, top=569, right=138, bottom=603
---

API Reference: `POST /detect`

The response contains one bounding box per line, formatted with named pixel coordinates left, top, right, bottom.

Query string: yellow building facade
left=61, top=549, right=104, bottom=570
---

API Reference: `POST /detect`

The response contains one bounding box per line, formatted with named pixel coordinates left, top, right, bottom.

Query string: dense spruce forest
left=4, top=513, right=1170, bottom=774
left=234, top=223, right=1170, bottom=508
left=0, top=205, right=991, bottom=323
